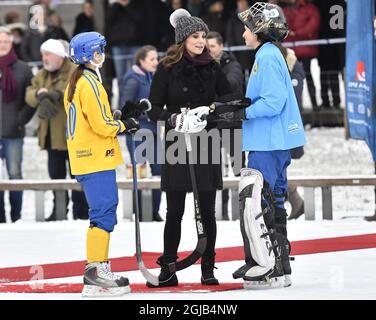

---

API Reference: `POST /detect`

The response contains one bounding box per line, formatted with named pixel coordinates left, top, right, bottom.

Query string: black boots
left=201, top=256, right=219, bottom=285
left=146, top=260, right=178, bottom=288
left=153, top=212, right=164, bottom=222
left=146, top=256, right=219, bottom=287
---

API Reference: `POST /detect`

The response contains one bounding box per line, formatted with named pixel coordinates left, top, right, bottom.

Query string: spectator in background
left=169, top=0, right=186, bottom=10
left=202, top=1, right=227, bottom=41
left=314, top=0, right=345, bottom=110
left=226, top=0, right=254, bottom=75
left=136, top=0, right=170, bottom=50
left=159, top=0, right=186, bottom=50
left=207, top=31, right=244, bottom=221
left=4, top=11, right=27, bottom=58
left=281, top=0, right=321, bottom=111
left=0, top=27, right=35, bottom=223
left=20, top=15, right=45, bottom=62
left=105, top=0, right=143, bottom=83
left=44, top=14, right=70, bottom=42
left=25, top=39, right=89, bottom=221
left=33, top=0, right=55, bottom=18
left=73, top=0, right=95, bottom=36
left=119, top=45, right=163, bottom=222
left=186, top=0, right=203, bottom=17
left=207, top=31, right=243, bottom=93
left=277, top=43, right=305, bottom=219
left=278, top=45, right=306, bottom=110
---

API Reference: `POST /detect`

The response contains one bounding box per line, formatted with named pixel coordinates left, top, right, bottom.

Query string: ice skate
left=243, top=259, right=291, bottom=290
left=82, top=262, right=131, bottom=297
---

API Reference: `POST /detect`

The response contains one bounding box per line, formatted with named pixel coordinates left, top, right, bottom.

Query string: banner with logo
left=346, top=0, right=376, bottom=160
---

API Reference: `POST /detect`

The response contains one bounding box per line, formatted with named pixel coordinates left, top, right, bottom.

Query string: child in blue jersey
left=233, top=2, right=306, bottom=288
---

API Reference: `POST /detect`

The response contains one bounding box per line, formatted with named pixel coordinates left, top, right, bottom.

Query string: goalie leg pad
left=236, top=168, right=275, bottom=280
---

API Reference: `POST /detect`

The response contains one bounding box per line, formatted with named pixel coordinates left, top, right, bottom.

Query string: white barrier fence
left=0, top=175, right=375, bottom=222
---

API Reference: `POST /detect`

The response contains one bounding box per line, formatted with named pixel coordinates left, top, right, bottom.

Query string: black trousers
left=320, top=70, right=341, bottom=107
left=47, top=149, right=88, bottom=219
left=161, top=190, right=217, bottom=264
left=301, top=58, right=318, bottom=108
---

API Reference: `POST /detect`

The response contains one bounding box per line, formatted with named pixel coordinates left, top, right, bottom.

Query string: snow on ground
left=1, top=219, right=376, bottom=300
left=0, top=127, right=376, bottom=299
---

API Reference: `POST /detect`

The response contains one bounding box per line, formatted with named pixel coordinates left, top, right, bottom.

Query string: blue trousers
left=0, top=138, right=23, bottom=222
left=75, top=170, right=118, bottom=232
left=111, top=46, right=139, bottom=83
left=247, top=150, right=291, bottom=209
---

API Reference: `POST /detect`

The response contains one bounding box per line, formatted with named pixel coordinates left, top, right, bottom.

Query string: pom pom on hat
left=169, top=9, right=209, bottom=43
left=169, top=8, right=191, bottom=28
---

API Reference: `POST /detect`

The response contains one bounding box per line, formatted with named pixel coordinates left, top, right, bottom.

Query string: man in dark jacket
left=0, top=27, right=36, bottom=223
left=73, top=0, right=95, bottom=36
left=207, top=31, right=244, bottom=220
left=105, top=0, right=143, bottom=82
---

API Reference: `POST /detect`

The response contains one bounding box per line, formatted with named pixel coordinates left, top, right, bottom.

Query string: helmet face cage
left=238, top=2, right=289, bottom=42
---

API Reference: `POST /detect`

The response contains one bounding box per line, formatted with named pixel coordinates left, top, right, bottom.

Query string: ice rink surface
left=0, top=128, right=375, bottom=300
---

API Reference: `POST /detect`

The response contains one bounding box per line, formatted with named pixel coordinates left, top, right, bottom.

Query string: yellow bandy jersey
left=64, top=69, right=125, bottom=175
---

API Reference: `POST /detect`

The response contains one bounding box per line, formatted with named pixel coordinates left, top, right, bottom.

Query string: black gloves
left=122, top=118, right=140, bottom=134
left=37, top=90, right=63, bottom=119
left=120, top=99, right=151, bottom=120
left=38, top=97, right=59, bottom=119
left=37, top=90, right=63, bottom=103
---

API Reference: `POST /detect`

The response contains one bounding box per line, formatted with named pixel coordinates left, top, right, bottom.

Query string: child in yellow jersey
left=65, top=32, right=139, bottom=297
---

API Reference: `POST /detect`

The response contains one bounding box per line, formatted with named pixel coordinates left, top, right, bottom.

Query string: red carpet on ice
left=1, top=233, right=375, bottom=293
left=0, top=282, right=243, bottom=293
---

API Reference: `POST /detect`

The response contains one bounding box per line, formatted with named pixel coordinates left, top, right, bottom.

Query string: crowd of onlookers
left=0, top=0, right=347, bottom=223
left=1, top=0, right=346, bottom=109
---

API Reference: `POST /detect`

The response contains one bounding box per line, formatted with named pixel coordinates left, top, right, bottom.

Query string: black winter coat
left=1, top=60, right=35, bottom=138
left=148, top=57, right=232, bottom=192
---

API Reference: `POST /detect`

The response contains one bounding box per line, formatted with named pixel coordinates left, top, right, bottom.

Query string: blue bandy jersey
left=242, top=42, right=306, bottom=151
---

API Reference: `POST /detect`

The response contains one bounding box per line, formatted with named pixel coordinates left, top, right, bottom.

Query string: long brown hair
left=134, top=45, right=157, bottom=66
left=160, top=42, right=185, bottom=69
left=67, top=65, right=84, bottom=102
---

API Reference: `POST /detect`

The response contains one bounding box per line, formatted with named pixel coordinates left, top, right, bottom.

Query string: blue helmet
left=69, top=32, right=106, bottom=65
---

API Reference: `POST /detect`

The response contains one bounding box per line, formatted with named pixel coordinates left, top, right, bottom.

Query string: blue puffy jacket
left=242, top=42, right=306, bottom=151
left=119, top=65, right=156, bottom=132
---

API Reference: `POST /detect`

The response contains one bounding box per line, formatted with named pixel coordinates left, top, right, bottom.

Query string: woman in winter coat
left=146, top=9, right=232, bottom=288
left=119, top=45, right=163, bottom=222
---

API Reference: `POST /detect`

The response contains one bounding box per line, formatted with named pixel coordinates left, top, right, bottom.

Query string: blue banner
left=346, top=0, right=376, bottom=160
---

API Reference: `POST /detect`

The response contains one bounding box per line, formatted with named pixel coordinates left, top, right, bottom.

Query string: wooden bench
left=0, top=175, right=375, bottom=221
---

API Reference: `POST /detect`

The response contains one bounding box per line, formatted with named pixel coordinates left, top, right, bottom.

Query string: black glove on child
left=122, top=118, right=140, bottom=134
left=120, top=99, right=151, bottom=120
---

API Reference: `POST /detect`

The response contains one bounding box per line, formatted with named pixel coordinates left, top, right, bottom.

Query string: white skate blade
left=244, top=276, right=289, bottom=290
left=82, top=285, right=131, bottom=298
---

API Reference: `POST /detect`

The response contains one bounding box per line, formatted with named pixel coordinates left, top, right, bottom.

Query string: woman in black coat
left=147, top=9, right=232, bottom=288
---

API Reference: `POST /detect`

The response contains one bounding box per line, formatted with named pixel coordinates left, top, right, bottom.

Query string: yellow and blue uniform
left=64, top=68, right=125, bottom=175
left=64, top=68, right=125, bottom=263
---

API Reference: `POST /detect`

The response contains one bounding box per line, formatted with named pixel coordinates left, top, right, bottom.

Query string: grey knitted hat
left=170, top=8, right=209, bottom=44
